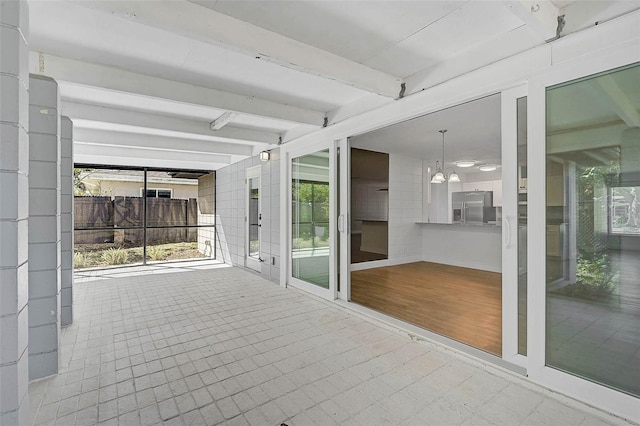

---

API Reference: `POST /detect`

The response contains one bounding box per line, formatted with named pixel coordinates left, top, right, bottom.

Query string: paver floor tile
left=26, top=267, right=629, bottom=426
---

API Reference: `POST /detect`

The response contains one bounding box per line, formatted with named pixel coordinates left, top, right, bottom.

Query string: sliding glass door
left=288, top=141, right=338, bottom=299
left=528, top=47, right=638, bottom=419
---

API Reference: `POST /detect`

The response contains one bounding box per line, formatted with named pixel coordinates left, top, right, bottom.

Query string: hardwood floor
left=351, top=261, right=502, bottom=355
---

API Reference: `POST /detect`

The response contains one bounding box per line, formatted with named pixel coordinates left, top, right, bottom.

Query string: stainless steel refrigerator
left=452, top=191, right=494, bottom=224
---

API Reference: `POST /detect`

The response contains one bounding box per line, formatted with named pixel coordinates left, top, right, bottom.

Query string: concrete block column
left=0, top=1, right=30, bottom=424
left=28, top=75, right=61, bottom=380
left=60, top=117, right=73, bottom=326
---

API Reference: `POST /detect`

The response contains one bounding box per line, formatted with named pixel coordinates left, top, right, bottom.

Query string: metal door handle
left=338, top=215, right=344, bottom=233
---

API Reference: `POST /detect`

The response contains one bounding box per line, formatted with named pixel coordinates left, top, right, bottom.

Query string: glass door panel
left=545, top=63, right=639, bottom=397
left=292, top=149, right=331, bottom=288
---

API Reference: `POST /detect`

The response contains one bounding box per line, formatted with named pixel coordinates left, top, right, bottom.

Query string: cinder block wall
left=60, top=116, right=73, bottom=326
left=215, top=149, right=281, bottom=282
left=28, top=74, right=61, bottom=380
left=0, top=1, right=31, bottom=424
left=197, top=172, right=215, bottom=257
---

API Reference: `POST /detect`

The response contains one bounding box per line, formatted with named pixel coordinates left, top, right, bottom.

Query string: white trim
left=501, top=84, right=528, bottom=368
left=285, top=140, right=338, bottom=300
left=528, top=40, right=640, bottom=423
left=350, top=255, right=423, bottom=272
left=338, top=138, right=351, bottom=302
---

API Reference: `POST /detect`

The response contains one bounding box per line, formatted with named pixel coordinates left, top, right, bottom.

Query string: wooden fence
left=74, top=196, right=198, bottom=245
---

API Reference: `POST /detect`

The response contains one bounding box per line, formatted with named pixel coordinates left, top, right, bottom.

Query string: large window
left=545, top=63, right=639, bottom=397
left=609, top=185, right=640, bottom=235
left=73, top=166, right=216, bottom=269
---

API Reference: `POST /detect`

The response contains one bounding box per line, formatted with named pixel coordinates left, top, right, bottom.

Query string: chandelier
left=431, top=129, right=460, bottom=184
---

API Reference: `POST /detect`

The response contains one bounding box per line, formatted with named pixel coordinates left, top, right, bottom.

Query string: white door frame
left=501, top=85, right=528, bottom=368
left=245, top=165, right=262, bottom=272
left=283, top=139, right=338, bottom=300
left=528, top=43, right=639, bottom=422
left=338, top=138, right=351, bottom=301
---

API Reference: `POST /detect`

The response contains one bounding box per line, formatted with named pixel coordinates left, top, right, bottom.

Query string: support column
left=28, top=75, right=61, bottom=380
left=0, top=1, right=30, bottom=424
left=60, top=117, right=73, bottom=326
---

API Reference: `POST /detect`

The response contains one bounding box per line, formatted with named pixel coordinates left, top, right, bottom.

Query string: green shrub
left=147, top=246, right=166, bottom=261
left=101, top=248, right=129, bottom=265
left=74, top=252, right=88, bottom=269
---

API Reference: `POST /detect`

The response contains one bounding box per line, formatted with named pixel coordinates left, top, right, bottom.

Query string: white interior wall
left=215, top=149, right=281, bottom=282
left=387, top=154, right=423, bottom=264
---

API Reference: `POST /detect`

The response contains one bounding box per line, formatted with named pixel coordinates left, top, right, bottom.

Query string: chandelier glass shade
left=430, top=129, right=460, bottom=184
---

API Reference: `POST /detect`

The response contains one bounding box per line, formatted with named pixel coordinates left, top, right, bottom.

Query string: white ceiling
left=25, top=0, right=640, bottom=170
left=351, top=94, right=502, bottom=168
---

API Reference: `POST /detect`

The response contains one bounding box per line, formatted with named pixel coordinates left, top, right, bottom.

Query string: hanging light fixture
left=431, top=129, right=461, bottom=183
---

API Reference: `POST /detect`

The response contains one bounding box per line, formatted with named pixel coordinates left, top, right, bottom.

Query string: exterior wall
left=28, top=74, right=61, bottom=380
left=60, top=117, right=72, bottom=326
left=80, top=178, right=197, bottom=199
left=215, top=150, right=280, bottom=282
left=197, top=172, right=215, bottom=257
left=0, top=1, right=30, bottom=423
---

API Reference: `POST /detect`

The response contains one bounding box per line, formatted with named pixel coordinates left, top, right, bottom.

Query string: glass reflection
left=545, top=63, right=640, bottom=396
left=292, top=150, right=330, bottom=288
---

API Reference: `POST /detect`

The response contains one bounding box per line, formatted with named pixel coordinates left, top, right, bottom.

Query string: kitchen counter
left=415, top=221, right=502, bottom=229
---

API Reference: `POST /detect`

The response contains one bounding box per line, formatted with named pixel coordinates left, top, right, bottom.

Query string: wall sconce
left=259, top=151, right=270, bottom=162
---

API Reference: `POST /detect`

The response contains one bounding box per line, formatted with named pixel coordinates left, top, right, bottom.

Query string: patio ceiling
left=27, top=0, right=640, bottom=170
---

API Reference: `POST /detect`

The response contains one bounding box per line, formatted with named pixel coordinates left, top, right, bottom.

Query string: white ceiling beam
left=32, top=53, right=324, bottom=126
left=74, top=0, right=402, bottom=98
left=590, top=75, right=640, bottom=128
left=74, top=142, right=240, bottom=171
left=210, top=112, right=235, bottom=131
left=504, top=1, right=561, bottom=41
left=63, top=102, right=279, bottom=145
left=73, top=128, right=253, bottom=157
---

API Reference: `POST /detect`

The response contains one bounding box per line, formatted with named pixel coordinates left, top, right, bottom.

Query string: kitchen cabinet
left=462, top=181, right=493, bottom=192
left=492, top=180, right=502, bottom=207
left=461, top=180, right=502, bottom=207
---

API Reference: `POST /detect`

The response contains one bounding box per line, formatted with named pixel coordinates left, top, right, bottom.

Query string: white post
left=0, top=1, right=31, bottom=424
left=28, top=74, right=61, bottom=380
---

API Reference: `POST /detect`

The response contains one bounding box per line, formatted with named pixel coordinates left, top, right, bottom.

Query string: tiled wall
left=388, top=154, right=423, bottom=263
left=28, top=75, right=61, bottom=380
left=60, top=117, right=73, bottom=326
left=0, top=1, right=30, bottom=422
left=215, top=149, right=281, bottom=282
left=197, top=172, right=215, bottom=257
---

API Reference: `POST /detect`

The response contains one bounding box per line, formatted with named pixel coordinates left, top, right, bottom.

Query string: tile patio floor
left=29, top=264, right=630, bottom=425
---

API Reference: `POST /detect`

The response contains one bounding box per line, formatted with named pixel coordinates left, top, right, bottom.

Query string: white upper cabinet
left=462, top=181, right=493, bottom=192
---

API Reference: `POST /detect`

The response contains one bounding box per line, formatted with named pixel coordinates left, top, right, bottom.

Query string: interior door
left=246, top=166, right=262, bottom=272
left=288, top=141, right=337, bottom=299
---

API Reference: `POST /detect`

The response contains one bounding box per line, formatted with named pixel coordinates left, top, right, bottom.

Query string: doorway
left=246, top=166, right=262, bottom=272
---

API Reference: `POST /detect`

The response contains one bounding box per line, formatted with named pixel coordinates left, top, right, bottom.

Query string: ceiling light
left=430, top=129, right=461, bottom=184
left=455, top=160, right=475, bottom=168
left=479, top=164, right=498, bottom=172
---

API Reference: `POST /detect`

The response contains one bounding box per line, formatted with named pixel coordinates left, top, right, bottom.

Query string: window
left=141, top=188, right=173, bottom=198
left=609, top=185, right=640, bottom=235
